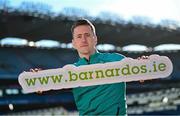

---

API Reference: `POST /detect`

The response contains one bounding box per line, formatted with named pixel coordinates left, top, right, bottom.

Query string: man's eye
left=85, top=34, right=90, bottom=37
left=77, top=36, right=81, bottom=38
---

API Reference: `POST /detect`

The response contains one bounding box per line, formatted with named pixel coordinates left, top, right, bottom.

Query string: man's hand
left=29, top=68, right=43, bottom=94
left=30, top=68, right=42, bottom=72
left=137, top=55, right=149, bottom=83
left=137, top=55, right=149, bottom=60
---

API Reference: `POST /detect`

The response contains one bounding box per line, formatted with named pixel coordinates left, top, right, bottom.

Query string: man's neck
left=79, top=50, right=96, bottom=60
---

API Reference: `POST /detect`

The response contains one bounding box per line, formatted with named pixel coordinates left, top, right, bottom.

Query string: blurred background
left=0, top=0, right=180, bottom=115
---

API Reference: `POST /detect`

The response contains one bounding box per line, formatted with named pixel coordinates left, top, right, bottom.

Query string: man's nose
left=81, top=36, right=87, bottom=42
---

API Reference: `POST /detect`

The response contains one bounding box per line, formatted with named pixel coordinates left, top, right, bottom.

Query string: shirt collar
left=78, top=50, right=100, bottom=64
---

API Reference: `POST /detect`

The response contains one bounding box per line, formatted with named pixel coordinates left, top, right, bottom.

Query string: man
left=31, top=19, right=148, bottom=115
left=71, top=19, right=126, bottom=115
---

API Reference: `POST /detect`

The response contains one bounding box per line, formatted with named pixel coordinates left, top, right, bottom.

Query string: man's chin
left=79, top=50, right=90, bottom=55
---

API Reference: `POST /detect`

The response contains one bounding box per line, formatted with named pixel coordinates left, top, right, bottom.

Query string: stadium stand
left=0, top=2, right=180, bottom=114
left=0, top=45, right=179, bottom=115
left=0, top=46, right=78, bottom=78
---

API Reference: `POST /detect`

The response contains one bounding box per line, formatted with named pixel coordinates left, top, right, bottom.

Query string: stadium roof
left=0, top=2, right=180, bottom=47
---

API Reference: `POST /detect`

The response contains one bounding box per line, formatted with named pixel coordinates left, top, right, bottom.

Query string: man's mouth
left=80, top=45, right=88, bottom=47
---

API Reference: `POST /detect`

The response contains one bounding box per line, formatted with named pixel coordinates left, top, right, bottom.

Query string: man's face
left=72, top=25, right=97, bottom=55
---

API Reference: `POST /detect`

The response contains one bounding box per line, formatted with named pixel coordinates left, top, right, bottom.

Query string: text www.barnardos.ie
left=25, top=62, right=166, bottom=87
left=25, top=75, right=63, bottom=86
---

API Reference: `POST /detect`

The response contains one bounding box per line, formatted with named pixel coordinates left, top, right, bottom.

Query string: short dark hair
left=71, top=19, right=96, bottom=35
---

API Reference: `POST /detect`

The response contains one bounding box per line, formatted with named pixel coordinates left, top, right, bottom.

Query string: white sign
left=18, top=55, right=173, bottom=93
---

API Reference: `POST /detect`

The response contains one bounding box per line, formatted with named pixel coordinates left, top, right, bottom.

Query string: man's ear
left=94, top=35, right=97, bottom=45
left=72, top=39, right=76, bottom=49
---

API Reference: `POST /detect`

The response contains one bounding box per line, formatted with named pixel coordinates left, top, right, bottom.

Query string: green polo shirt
left=73, top=52, right=127, bottom=115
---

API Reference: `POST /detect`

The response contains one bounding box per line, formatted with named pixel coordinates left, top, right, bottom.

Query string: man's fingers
left=36, top=91, right=43, bottom=94
left=141, top=55, right=148, bottom=59
left=30, top=68, right=35, bottom=72
left=30, top=68, right=42, bottom=72
left=141, top=55, right=146, bottom=59
left=139, top=80, right=145, bottom=83
left=137, top=55, right=149, bottom=60
left=144, top=56, right=149, bottom=59
left=35, top=68, right=40, bottom=72
left=137, top=57, right=141, bottom=60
